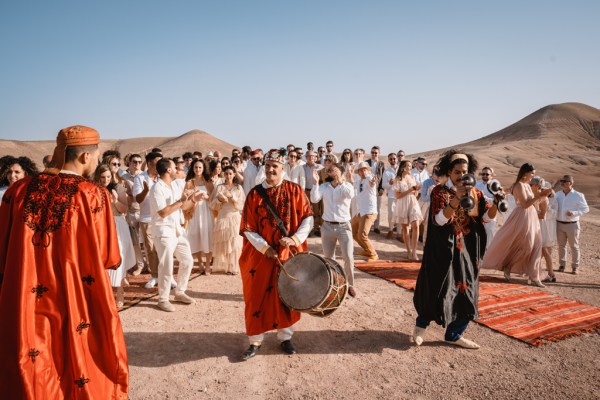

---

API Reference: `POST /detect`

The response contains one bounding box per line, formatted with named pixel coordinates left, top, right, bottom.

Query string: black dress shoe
left=241, top=344, right=261, bottom=361
left=280, top=340, right=297, bottom=355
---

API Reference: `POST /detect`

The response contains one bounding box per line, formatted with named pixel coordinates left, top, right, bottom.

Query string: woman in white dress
left=94, top=164, right=136, bottom=309
left=285, top=151, right=306, bottom=189
left=532, top=178, right=558, bottom=282
left=209, top=166, right=246, bottom=274
left=392, top=160, right=423, bottom=260
left=185, top=159, right=215, bottom=274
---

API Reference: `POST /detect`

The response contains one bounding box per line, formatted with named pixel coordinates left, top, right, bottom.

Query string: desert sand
left=120, top=200, right=600, bottom=400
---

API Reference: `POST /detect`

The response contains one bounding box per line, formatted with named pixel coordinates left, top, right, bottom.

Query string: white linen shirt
left=149, top=178, right=185, bottom=238
left=354, top=176, right=378, bottom=216
left=382, top=166, right=399, bottom=199
left=555, top=189, right=589, bottom=222
left=311, top=181, right=354, bottom=222
left=133, top=171, right=158, bottom=223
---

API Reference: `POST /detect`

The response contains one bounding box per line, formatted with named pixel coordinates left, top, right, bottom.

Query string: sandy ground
left=120, top=200, right=600, bottom=400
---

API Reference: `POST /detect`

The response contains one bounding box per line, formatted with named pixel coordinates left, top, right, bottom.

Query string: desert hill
left=413, top=102, right=600, bottom=207
left=0, top=129, right=237, bottom=167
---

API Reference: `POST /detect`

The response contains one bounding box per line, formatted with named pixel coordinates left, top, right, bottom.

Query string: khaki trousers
left=139, top=222, right=160, bottom=278
left=351, top=214, right=377, bottom=257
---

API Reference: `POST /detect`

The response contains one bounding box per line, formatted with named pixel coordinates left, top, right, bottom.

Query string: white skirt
left=107, top=215, right=136, bottom=287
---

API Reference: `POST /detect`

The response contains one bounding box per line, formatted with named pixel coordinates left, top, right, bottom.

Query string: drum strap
left=256, top=184, right=289, bottom=237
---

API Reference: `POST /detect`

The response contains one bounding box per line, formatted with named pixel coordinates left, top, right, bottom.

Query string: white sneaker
left=157, top=300, right=175, bottom=312
left=412, top=326, right=426, bottom=346
left=174, top=292, right=196, bottom=304
left=170, top=278, right=177, bottom=289
left=446, top=337, right=480, bottom=349
left=144, top=277, right=158, bottom=289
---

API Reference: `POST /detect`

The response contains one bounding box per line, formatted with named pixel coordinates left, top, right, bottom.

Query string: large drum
left=277, top=252, right=347, bottom=317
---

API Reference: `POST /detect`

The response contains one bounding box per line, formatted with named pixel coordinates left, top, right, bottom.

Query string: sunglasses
left=288, top=155, right=297, bottom=158
left=111, top=162, right=121, bottom=167
left=131, top=160, right=142, bottom=164
left=560, top=180, right=572, bottom=183
left=398, top=154, right=405, bottom=157
left=251, top=157, right=261, bottom=161
left=481, top=173, right=489, bottom=176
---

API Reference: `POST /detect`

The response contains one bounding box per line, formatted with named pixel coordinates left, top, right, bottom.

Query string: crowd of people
left=0, top=127, right=591, bottom=396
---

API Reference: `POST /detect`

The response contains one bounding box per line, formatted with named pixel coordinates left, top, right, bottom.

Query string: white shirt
left=354, top=176, right=378, bottom=215
left=133, top=171, right=158, bottom=223
left=555, top=189, right=589, bottom=222
left=242, top=163, right=264, bottom=195
left=285, top=163, right=306, bottom=190
left=382, top=166, right=399, bottom=199
left=311, top=181, right=354, bottom=222
left=475, top=179, right=493, bottom=202
left=149, top=178, right=185, bottom=238
left=411, top=168, right=430, bottom=186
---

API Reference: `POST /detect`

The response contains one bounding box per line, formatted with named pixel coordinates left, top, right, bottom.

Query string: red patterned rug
left=356, top=261, right=600, bottom=346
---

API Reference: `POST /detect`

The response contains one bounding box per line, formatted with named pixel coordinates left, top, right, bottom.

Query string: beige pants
left=139, top=222, right=160, bottom=278
left=351, top=214, right=378, bottom=257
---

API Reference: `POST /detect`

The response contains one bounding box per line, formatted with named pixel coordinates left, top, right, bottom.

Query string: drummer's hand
left=265, top=247, right=277, bottom=259
left=279, top=237, right=295, bottom=248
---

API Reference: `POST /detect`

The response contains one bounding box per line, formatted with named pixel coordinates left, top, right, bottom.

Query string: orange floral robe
left=0, top=173, right=128, bottom=399
left=240, top=181, right=313, bottom=336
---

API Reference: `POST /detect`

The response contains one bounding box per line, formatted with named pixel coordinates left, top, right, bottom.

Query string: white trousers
left=154, top=233, right=194, bottom=302
left=484, top=219, right=497, bottom=250
left=321, top=221, right=355, bottom=286
left=387, top=196, right=396, bottom=232
left=248, top=326, right=295, bottom=345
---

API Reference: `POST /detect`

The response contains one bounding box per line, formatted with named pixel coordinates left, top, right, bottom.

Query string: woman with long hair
left=531, top=178, right=558, bottom=282
left=185, top=159, right=214, bottom=274
left=94, top=164, right=136, bottom=309
left=482, top=163, right=551, bottom=287
left=413, top=150, right=499, bottom=349
left=0, top=156, right=38, bottom=200
left=392, top=160, right=423, bottom=260
left=209, top=166, right=246, bottom=274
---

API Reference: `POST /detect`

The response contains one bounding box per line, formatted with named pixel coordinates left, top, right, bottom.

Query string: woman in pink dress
left=482, top=163, right=552, bottom=287
left=392, top=160, right=423, bottom=260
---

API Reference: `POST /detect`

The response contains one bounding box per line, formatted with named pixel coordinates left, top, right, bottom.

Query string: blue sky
left=1, top=1, right=598, bottom=154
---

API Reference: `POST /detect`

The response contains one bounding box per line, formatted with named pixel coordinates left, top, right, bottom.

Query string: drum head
left=278, top=253, right=331, bottom=311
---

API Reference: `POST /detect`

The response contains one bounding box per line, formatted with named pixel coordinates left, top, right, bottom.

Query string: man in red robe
left=239, top=149, right=313, bottom=360
left=0, top=126, right=129, bottom=398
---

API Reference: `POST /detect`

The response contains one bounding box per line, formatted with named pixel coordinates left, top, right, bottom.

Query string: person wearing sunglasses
left=242, top=149, right=264, bottom=195
left=475, top=166, right=498, bottom=249
left=285, top=151, right=306, bottom=190
left=555, top=175, right=589, bottom=275
left=121, top=153, right=146, bottom=276
left=351, top=161, right=379, bottom=261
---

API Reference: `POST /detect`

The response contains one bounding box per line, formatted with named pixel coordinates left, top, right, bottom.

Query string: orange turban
left=46, top=125, right=100, bottom=174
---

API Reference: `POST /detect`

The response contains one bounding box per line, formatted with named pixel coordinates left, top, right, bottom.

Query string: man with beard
left=0, top=125, right=128, bottom=398
left=475, top=166, right=498, bottom=249
left=239, top=149, right=313, bottom=360
left=382, top=152, right=399, bottom=239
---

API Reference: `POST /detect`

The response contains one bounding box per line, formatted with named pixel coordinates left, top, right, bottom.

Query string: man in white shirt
left=303, top=150, right=324, bottom=237
left=474, top=166, right=497, bottom=249
left=133, top=152, right=162, bottom=288
left=411, top=157, right=431, bottom=187
left=242, top=149, right=265, bottom=195
left=122, top=153, right=145, bottom=275
left=149, top=158, right=197, bottom=312
left=555, top=175, right=589, bottom=274
left=294, top=147, right=306, bottom=166
left=310, top=163, right=356, bottom=296
left=381, top=152, right=399, bottom=239
left=366, top=146, right=385, bottom=234
left=351, top=162, right=379, bottom=261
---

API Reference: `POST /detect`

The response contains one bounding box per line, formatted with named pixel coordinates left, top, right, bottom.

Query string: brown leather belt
left=324, top=221, right=346, bottom=225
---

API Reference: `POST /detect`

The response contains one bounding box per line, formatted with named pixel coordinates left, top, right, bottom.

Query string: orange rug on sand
left=356, top=261, right=600, bottom=346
